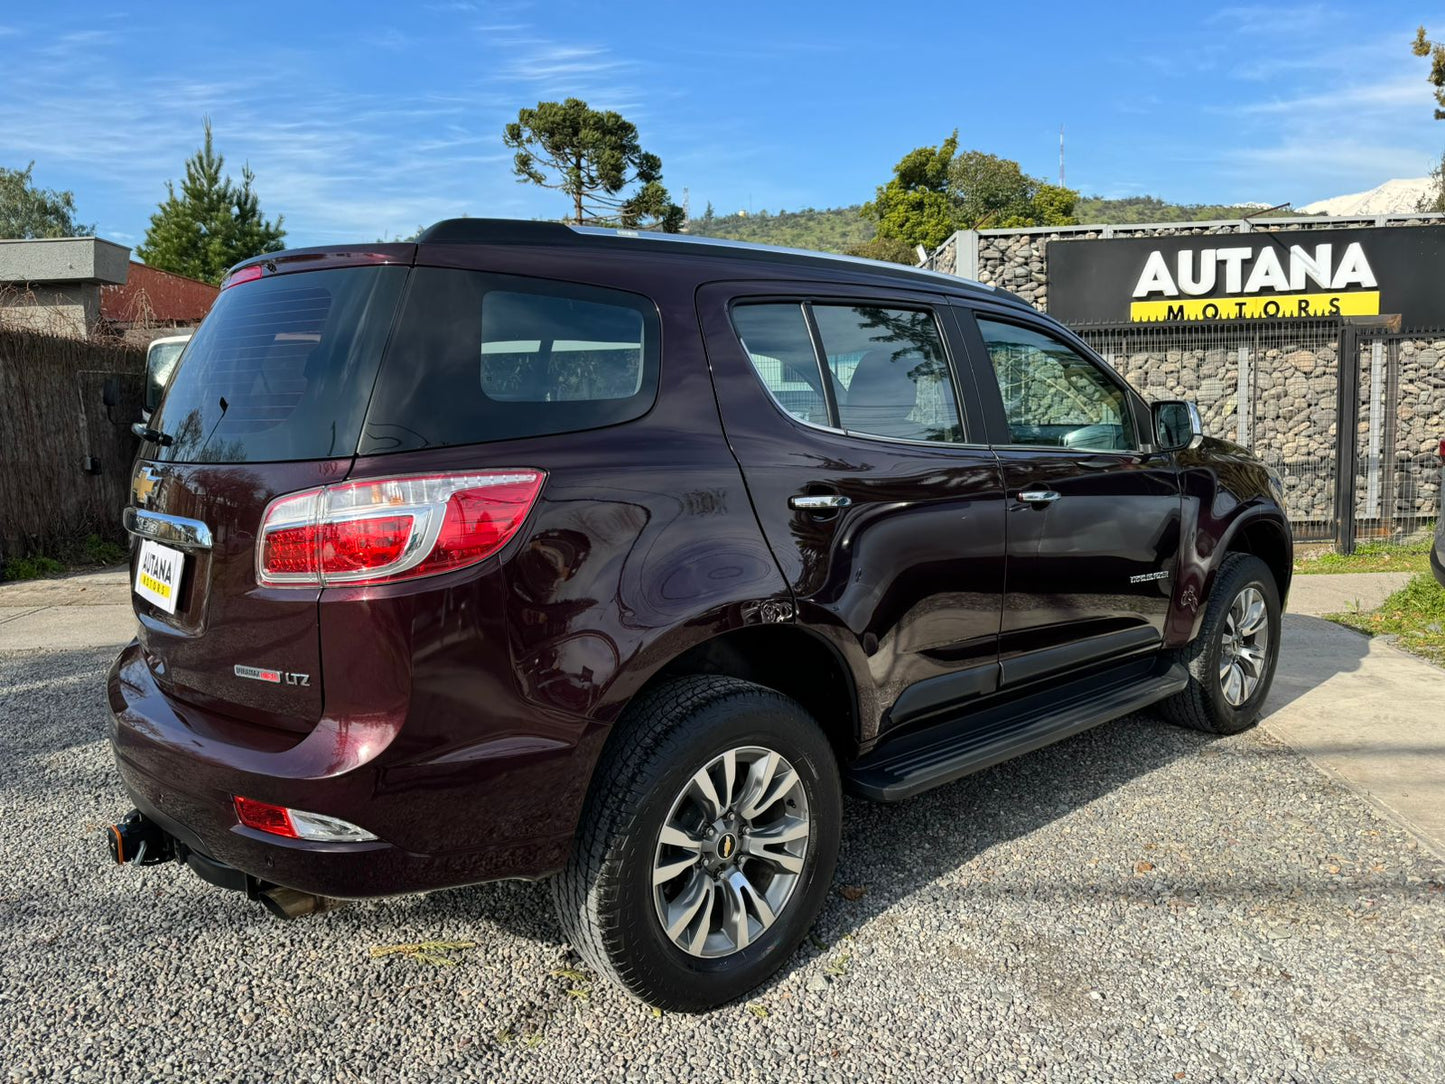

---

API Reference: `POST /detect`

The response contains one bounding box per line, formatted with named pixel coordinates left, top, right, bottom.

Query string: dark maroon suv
left=106, top=220, right=1291, bottom=1010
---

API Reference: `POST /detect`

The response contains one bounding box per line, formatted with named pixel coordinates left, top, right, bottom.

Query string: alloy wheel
left=651, top=746, right=811, bottom=958
left=1218, top=585, right=1270, bottom=708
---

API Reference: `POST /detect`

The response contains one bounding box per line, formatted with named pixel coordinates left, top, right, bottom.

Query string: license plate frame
left=134, top=539, right=185, bottom=614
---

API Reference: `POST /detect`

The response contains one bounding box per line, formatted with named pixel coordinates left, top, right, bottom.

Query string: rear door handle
left=789, top=494, right=852, bottom=511
left=1018, top=490, right=1061, bottom=504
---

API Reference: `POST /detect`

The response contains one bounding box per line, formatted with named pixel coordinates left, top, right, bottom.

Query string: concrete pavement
left=2, top=566, right=1441, bottom=856
left=0, top=566, right=134, bottom=651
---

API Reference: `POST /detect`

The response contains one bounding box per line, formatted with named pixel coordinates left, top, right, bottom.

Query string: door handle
left=789, top=494, right=852, bottom=511
left=1018, top=489, right=1061, bottom=504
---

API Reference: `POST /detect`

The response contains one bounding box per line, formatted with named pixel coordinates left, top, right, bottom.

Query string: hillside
left=1073, top=195, right=1307, bottom=224
left=681, top=195, right=1316, bottom=255
left=684, top=206, right=875, bottom=253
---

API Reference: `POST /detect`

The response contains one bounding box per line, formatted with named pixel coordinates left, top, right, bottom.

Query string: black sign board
left=1046, top=224, right=1445, bottom=327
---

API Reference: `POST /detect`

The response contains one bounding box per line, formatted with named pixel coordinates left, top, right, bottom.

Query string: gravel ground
left=2, top=643, right=1442, bottom=1083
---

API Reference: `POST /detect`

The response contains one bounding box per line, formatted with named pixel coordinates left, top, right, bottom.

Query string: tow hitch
left=106, top=809, right=176, bottom=866
left=105, top=808, right=345, bottom=919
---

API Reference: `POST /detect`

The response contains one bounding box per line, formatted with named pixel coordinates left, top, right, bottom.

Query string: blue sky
left=2, top=1, right=1443, bottom=249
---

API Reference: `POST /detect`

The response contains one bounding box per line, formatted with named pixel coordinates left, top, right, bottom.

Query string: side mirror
left=144, top=339, right=189, bottom=417
left=1153, top=400, right=1203, bottom=452
left=101, top=376, right=121, bottom=408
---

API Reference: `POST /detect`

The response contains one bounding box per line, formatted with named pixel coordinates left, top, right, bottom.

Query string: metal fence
left=1074, top=318, right=1442, bottom=549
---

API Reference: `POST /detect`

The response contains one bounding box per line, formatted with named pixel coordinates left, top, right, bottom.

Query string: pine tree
left=137, top=120, right=285, bottom=284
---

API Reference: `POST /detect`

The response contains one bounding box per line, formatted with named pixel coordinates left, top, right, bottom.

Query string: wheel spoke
left=719, top=748, right=738, bottom=811
left=742, top=818, right=808, bottom=873
left=653, top=854, right=698, bottom=887
left=1238, top=592, right=1267, bottom=636
left=1218, top=655, right=1234, bottom=682
left=689, top=766, right=722, bottom=820
left=1223, top=663, right=1245, bottom=706
left=1236, top=644, right=1266, bottom=678
left=658, top=825, right=702, bottom=853
left=720, top=872, right=751, bottom=950
left=665, top=869, right=714, bottom=942
left=737, top=751, right=779, bottom=820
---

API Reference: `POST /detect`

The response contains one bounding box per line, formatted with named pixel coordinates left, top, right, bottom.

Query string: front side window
left=977, top=318, right=1136, bottom=451
left=728, top=300, right=962, bottom=443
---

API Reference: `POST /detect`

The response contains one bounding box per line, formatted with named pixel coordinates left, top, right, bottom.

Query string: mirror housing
left=1153, top=400, right=1203, bottom=452
left=143, top=336, right=191, bottom=419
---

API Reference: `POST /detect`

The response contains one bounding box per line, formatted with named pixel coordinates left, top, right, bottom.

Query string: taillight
left=1438, top=437, right=1445, bottom=463
left=221, top=263, right=264, bottom=289
left=257, top=470, right=544, bottom=587
left=233, top=796, right=378, bottom=842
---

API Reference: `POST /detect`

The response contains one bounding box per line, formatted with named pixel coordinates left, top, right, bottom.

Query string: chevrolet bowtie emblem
left=133, top=466, right=161, bottom=506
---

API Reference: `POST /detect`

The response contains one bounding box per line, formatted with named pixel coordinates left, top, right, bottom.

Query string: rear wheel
left=1161, top=553, right=1281, bottom=735
left=550, top=676, right=841, bottom=1012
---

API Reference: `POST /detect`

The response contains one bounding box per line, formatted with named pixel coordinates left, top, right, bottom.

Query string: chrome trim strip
left=123, top=507, right=213, bottom=550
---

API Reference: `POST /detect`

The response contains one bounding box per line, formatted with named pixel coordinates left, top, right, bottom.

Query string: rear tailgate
left=128, top=255, right=410, bottom=734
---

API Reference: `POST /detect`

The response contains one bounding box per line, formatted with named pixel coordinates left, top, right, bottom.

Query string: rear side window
left=361, top=269, right=660, bottom=454
left=731, top=304, right=830, bottom=425
left=150, top=266, right=407, bottom=463
left=728, top=300, right=962, bottom=443
left=812, top=304, right=961, bottom=443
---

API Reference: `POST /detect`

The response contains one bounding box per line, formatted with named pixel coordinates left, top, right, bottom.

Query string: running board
left=846, top=662, right=1189, bottom=802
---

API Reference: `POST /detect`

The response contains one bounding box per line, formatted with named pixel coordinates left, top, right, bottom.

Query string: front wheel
left=1161, top=553, right=1282, bottom=735
left=551, top=676, right=841, bottom=1012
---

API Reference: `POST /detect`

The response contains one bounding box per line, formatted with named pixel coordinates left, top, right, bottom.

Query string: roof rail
left=414, top=218, right=1012, bottom=301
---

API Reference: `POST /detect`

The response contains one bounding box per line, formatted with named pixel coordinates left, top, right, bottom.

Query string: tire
left=550, top=675, right=842, bottom=1012
left=1161, top=553, right=1282, bottom=735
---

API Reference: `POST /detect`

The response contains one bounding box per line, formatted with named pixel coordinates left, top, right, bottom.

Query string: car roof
left=410, top=219, right=1029, bottom=308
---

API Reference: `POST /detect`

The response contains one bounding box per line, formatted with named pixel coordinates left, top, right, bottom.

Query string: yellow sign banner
left=1129, top=290, right=1381, bottom=323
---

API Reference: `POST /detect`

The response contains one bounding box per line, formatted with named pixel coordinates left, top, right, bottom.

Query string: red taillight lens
left=1438, top=437, right=1445, bottom=463
left=234, top=796, right=298, bottom=838
left=257, top=471, right=544, bottom=587
left=262, top=524, right=320, bottom=575
left=321, top=515, right=414, bottom=574
left=222, top=264, right=265, bottom=289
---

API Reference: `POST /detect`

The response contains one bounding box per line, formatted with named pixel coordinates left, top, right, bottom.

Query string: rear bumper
left=1431, top=536, right=1445, bottom=589
left=107, top=639, right=595, bottom=898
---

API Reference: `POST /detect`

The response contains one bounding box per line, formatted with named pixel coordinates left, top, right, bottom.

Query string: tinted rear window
left=150, top=266, right=407, bottom=463
left=359, top=268, right=660, bottom=454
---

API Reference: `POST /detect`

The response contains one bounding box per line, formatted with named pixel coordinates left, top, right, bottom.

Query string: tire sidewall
left=609, top=693, right=841, bottom=1006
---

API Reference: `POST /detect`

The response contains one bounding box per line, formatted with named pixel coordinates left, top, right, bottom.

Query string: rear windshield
left=149, top=266, right=407, bottom=463
left=358, top=268, right=660, bottom=454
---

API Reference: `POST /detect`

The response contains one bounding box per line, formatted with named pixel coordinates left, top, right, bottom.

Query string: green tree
left=862, top=132, right=960, bottom=250
left=1415, top=27, right=1445, bottom=212
left=845, top=237, right=919, bottom=265
left=0, top=162, right=92, bottom=239
left=503, top=98, right=683, bottom=231
left=137, top=120, right=285, bottom=285
left=864, top=133, right=1078, bottom=249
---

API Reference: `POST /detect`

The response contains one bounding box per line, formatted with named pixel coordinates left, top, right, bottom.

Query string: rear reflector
left=233, top=797, right=378, bottom=842
left=257, top=470, right=544, bottom=587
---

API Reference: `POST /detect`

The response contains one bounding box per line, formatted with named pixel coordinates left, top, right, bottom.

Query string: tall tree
left=0, top=162, right=92, bottom=239
left=862, top=132, right=960, bottom=251
left=863, top=133, right=1078, bottom=250
left=1415, top=27, right=1445, bottom=212
left=503, top=98, right=684, bottom=231
left=137, top=120, right=285, bottom=285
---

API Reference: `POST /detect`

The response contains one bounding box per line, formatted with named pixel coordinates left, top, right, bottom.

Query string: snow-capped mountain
left=1299, top=178, right=1435, bottom=216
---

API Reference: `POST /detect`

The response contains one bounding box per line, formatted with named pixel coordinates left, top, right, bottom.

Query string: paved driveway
left=1, top=570, right=1441, bottom=1082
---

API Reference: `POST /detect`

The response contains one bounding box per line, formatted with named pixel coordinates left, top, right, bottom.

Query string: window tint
left=730, top=303, right=830, bottom=425
left=977, top=318, right=1136, bottom=451
left=150, top=266, right=407, bottom=463
left=361, top=269, right=660, bottom=454
left=812, top=304, right=961, bottom=443
left=480, top=291, right=644, bottom=402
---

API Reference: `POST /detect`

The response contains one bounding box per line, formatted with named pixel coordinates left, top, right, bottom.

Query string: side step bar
left=846, top=662, right=1189, bottom=802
